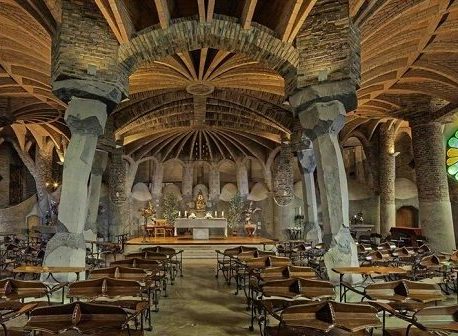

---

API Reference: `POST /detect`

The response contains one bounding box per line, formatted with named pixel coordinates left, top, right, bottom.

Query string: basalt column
left=236, top=161, right=249, bottom=198
left=109, top=147, right=128, bottom=238
left=379, top=123, right=396, bottom=236
left=296, top=139, right=322, bottom=244
left=43, top=0, right=128, bottom=277
left=43, top=98, right=107, bottom=273
left=84, top=150, right=108, bottom=241
left=411, top=122, right=456, bottom=251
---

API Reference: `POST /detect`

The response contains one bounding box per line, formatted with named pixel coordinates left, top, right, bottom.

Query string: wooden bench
left=0, top=278, right=65, bottom=303
left=143, top=246, right=184, bottom=277
left=267, top=301, right=381, bottom=336
left=88, top=266, right=161, bottom=311
left=67, top=277, right=151, bottom=330
left=24, top=301, right=143, bottom=335
left=262, top=278, right=335, bottom=301
left=363, top=280, right=445, bottom=312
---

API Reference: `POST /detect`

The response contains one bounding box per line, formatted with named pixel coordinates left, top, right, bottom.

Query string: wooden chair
left=24, top=301, right=142, bottom=335
left=0, top=278, right=65, bottom=304
left=0, top=302, right=37, bottom=336
left=266, top=301, right=381, bottom=336
left=363, top=280, right=445, bottom=312
left=67, top=277, right=151, bottom=330
left=143, top=246, right=183, bottom=277
left=262, top=278, right=335, bottom=301
left=88, top=266, right=161, bottom=311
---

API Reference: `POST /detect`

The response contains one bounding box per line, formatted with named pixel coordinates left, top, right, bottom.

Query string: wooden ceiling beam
left=197, top=0, right=206, bottom=23
left=154, top=0, right=170, bottom=29
left=95, top=0, right=124, bottom=44
left=207, top=0, right=215, bottom=22
left=286, top=0, right=317, bottom=43
left=241, top=0, right=257, bottom=29
left=108, top=0, right=134, bottom=43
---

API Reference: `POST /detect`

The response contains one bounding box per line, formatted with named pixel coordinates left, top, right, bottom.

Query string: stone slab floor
left=7, top=259, right=456, bottom=335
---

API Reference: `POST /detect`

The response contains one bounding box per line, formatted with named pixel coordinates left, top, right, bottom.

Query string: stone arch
left=395, top=131, right=415, bottom=181
left=118, top=17, right=298, bottom=94
left=342, top=135, right=375, bottom=191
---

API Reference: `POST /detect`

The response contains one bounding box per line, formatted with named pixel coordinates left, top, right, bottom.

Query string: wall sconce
left=389, top=151, right=401, bottom=157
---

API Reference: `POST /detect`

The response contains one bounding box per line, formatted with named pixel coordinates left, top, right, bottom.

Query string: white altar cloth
left=174, top=218, right=228, bottom=238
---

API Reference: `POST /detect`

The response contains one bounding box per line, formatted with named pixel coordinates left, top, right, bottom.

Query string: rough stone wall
left=0, top=196, right=36, bottom=233
left=296, top=0, right=361, bottom=88
left=379, top=124, right=396, bottom=205
left=0, top=145, right=10, bottom=207
left=395, top=132, right=416, bottom=181
left=51, top=0, right=128, bottom=98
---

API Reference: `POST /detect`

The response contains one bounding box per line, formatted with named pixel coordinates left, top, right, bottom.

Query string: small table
left=332, top=266, right=407, bottom=302
left=13, top=265, right=86, bottom=282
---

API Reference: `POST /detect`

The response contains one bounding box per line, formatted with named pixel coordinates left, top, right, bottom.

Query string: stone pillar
left=84, top=150, right=108, bottom=241
left=236, top=161, right=249, bottom=198
left=151, top=162, right=164, bottom=202
left=379, top=123, right=396, bottom=236
left=209, top=164, right=220, bottom=202
left=411, top=122, right=455, bottom=251
left=43, top=98, right=107, bottom=274
left=34, top=144, right=54, bottom=216
left=182, top=162, right=194, bottom=204
left=109, top=147, right=129, bottom=239
left=297, top=142, right=322, bottom=244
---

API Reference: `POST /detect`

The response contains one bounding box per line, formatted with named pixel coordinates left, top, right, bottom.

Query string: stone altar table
left=174, top=218, right=228, bottom=239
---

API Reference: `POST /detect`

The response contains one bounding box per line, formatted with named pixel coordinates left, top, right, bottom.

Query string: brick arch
left=118, top=17, right=299, bottom=94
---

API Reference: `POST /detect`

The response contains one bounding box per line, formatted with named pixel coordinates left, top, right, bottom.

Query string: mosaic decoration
left=273, top=143, right=294, bottom=206
left=447, top=131, right=458, bottom=181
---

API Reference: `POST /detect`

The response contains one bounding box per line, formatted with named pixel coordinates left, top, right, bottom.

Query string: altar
left=174, top=218, right=228, bottom=239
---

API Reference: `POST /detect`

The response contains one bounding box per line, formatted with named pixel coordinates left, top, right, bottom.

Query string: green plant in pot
left=161, top=193, right=180, bottom=225
left=227, top=192, right=245, bottom=236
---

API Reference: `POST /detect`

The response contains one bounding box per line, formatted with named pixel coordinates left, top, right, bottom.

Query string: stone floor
left=7, top=259, right=457, bottom=335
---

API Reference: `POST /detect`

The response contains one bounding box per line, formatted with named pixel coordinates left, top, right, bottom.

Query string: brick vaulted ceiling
left=1, top=0, right=458, bottom=160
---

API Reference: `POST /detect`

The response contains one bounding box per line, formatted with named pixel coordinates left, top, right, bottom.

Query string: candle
left=222, top=211, right=224, bottom=217
left=214, top=211, right=217, bottom=217
left=185, top=211, right=188, bottom=217
left=299, top=207, right=302, bottom=215
left=178, top=211, right=181, bottom=217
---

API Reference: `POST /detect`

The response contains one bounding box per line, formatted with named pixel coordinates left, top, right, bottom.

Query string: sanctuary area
left=0, top=0, right=458, bottom=335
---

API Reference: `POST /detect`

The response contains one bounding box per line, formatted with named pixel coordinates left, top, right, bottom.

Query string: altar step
left=124, top=237, right=276, bottom=259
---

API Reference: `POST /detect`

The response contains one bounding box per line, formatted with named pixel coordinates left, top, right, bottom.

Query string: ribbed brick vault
left=1, top=0, right=458, bottom=159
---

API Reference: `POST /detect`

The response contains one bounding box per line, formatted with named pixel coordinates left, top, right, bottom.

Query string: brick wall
left=395, top=131, right=416, bottom=181
left=411, top=122, right=450, bottom=202
left=296, top=0, right=360, bottom=88
left=51, top=0, right=128, bottom=98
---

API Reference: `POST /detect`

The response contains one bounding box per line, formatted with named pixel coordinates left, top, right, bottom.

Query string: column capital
left=299, top=100, right=346, bottom=139
left=65, top=97, right=107, bottom=136
left=289, top=79, right=358, bottom=113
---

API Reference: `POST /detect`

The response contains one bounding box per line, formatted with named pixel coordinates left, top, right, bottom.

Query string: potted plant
left=161, top=193, right=180, bottom=226
left=227, top=192, right=245, bottom=236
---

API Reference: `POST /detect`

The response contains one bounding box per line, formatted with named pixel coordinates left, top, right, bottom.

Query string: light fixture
left=389, top=151, right=400, bottom=157
left=53, top=182, right=59, bottom=188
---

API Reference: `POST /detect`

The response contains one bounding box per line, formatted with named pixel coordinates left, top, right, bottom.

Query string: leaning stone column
left=297, top=140, right=322, bottom=244
left=151, top=162, right=164, bottom=202
left=43, top=98, right=107, bottom=273
left=379, top=123, right=396, bottom=236
left=209, top=164, right=220, bottom=203
left=290, top=84, right=360, bottom=283
left=84, top=150, right=108, bottom=241
left=411, top=121, right=456, bottom=251
left=236, top=161, right=249, bottom=198
left=109, top=147, right=128, bottom=238
left=182, top=162, right=194, bottom=204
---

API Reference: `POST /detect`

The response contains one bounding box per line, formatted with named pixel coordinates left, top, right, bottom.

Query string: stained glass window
left=447, top=131, right=458, bottom=180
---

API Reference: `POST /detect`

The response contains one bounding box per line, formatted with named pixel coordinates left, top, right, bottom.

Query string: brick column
left=236, top=161, right=249, bottom=198
left=109, top=147, right=129, bottom=238
left=379, top=123, right=396, bottom=236
left=411, top=122, right=455, bottom=251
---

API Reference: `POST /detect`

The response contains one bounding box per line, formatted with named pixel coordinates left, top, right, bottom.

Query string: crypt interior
left=1, top=0, right=458, bottom=335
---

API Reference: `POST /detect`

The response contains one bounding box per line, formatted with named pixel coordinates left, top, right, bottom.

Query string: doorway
left=396, top=206, right=419, bottom=228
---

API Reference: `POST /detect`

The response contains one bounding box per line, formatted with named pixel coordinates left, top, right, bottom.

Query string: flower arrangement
left=227, top=192, right=245, bottom=232
left=161, top=193, right=179, bottom=225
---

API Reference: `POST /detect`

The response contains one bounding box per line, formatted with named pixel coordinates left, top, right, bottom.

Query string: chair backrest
left=145, top=251, right=168, bottom=261
left=0, top=279, right=49, bottom=300
left=68, top=277, right=142, bottom=299
left=89, top=266, right=148, bottom=282
left=419, top=255, right=446, bottom=268
left=262, top=278, right=334, bottom=300
left=414, top=305, right=458, bottom=326
left=124, top=252, right=145, bottom=259
left=268, top=256, right=291, bottom=267
left=377, top=242, right=396, bottom=251
left=241, top=246, right=258, bottom=252
left=25, top=301, right=128, bottom=334
left=222, top=246, right=243, bottom=256
left=287, top=266, right=317, bottom=279
left=281, top=301, right=380, bottom=333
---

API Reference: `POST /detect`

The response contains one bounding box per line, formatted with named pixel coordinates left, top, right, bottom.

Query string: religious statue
left=195, top=191, right=206, bottom=211
left=244, top=201, right=261, bottom=237
left=351, top=211, right=364, bottom=225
